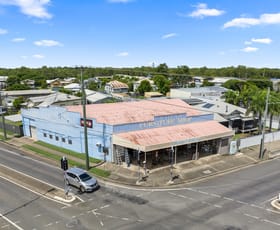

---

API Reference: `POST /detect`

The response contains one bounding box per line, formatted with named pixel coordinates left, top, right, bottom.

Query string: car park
left=65, top=167, right=99, bottom=192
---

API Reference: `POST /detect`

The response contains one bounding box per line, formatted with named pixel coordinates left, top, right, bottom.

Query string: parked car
left=65, top=167, right=99, bottom=192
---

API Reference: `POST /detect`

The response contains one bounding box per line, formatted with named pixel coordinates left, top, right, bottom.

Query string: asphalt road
left=1, top=143, right=280, bottom=230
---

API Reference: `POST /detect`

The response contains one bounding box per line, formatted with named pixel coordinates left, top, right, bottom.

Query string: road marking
left=1, top=224, right=10, bottom=229
left=261, top=196, right=277, bottom=205
left=223, top=197, right=234, bottom=201
left=198, top=190, right=208, bottom=195
left=236, top=200, right=247, bottom=205
left=0, top=174, right=71, bottom=206
left=33, top=214, right=41, bottom=218
left=178, top=194, right=186, bottom=198
left=214, top=204, right=222, bottom=208
left=266, top=208, right=280, bottom=214
left=263, top=219, right=280, bottom=226
left=210, top=193, right=221, bottom=198
left=100, top=204, right=110, bottom=209
left=45, top=223, right=53, bottom=227
left=250, top=204, right=263, bottom=209
left=244, top=213, right=260, bottom=220
left=0, top=213, right=24, bottom=230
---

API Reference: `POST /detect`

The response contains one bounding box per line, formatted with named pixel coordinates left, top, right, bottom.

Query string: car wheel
left=80, top=186, right=86, bottom=193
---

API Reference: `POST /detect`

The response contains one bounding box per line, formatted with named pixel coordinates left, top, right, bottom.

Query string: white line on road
left=1, top=224, right=10, bottom=229
left=250, top=204, right=263, bottom=209
left=210, top=193, right=221, bottom=198
left=0, top=213, right=24, bottom=230
left=263, top=219, right=280, bottom=226
left=198, top=190, right=208, bottom=195
left=223, top=197, right=234, bottom=201
left=100, top=205, right=110, bottom=209
left=236, top=200, right=247, bottom=205
left=244, top=213, right=260, bottom=220
left=33, top=214, right=41, bottom=218
left=261, top=196, right=277, bottom=205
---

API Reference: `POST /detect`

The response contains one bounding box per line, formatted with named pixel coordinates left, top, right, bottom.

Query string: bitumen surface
left=2, top=136, right=280, bottom=208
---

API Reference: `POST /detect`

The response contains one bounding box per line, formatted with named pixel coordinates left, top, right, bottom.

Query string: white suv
left=65, top=167, right=99, bottom=192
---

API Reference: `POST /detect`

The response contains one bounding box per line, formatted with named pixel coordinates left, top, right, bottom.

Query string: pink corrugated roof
left=66, top=99, right=201, bottom=125
left=115, top=120, right=232, bottom=147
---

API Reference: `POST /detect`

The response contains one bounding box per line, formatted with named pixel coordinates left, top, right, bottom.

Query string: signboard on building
left=80, top=118, right=93, bottom=128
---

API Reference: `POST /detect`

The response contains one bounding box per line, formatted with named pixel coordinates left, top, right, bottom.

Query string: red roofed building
left=22, top=99, right=234, bottom=170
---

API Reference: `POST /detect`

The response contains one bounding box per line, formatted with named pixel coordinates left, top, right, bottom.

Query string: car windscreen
left=79, top=173, right=92, bottom=182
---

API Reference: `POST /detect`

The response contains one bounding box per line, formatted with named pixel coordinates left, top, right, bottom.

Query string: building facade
left=21, top=99, right=234, bottom=168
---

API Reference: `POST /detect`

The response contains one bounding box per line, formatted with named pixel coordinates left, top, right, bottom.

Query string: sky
left=1, top=0, right=280, bottom=69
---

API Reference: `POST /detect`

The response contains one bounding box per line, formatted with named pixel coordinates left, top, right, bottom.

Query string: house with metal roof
left=105, top=80, right=129, bottom=94
left=21, top=99, right=234, bottom=169
left=191, top=98, right=258, bottom=133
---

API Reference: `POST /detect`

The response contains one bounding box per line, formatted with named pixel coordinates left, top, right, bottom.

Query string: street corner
left=46, top=188, right=76, bottom=203
left=53, top=193, right=76, bottom=203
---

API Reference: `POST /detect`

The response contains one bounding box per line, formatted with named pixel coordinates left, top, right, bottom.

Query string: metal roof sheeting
left=66, top=99, right=202, bottom=125
left=113, top=120, right=234, bottom=152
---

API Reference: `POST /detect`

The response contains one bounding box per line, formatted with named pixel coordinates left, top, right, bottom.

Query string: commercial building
left=21, top=99, right=234, bottom=168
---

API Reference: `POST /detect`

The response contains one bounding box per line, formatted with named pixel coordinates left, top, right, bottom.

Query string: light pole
left=81, top=69, right=90, bottom=170
left=0, top=92, right=6, bottom=140
left=170, top=146, right=174, bottom=181
left=259, top=87, right=270, bottom=159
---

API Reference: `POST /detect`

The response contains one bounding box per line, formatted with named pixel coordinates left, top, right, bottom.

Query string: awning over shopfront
left=113, top=120, right=235, bottom=152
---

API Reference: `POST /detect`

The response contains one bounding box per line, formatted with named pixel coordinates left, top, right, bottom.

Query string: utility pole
left=259, top=87, right=270, bottom=159
left=81, top=69, right=90, bottom=170
left=0, top=92, right=7, bottom=140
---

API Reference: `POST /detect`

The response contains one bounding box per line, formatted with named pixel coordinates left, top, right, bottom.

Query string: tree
left=13, top=96, right=25, bottom=110
left=156, top=63, right=168, bottom=73
left=201, top=79, right=214, bottom=87
left=153, top=75, right=170, bottom=95
left=137, top=80, right=152, bottom=96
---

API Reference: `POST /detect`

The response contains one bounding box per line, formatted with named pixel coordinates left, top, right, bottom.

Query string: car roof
left=66, top=167, right=87, bottom=175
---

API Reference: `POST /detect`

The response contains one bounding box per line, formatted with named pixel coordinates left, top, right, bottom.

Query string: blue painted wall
left=21, top=106, right=214, bottom=162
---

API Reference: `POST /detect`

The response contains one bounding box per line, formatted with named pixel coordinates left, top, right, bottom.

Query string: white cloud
left=161, top=33, right=177, bottom=39
left=224, top=13, right=280, bottom=28
left=189, top=3, right=225, bottom=18
left=32, top=54, right=44, bottom=59
left=241, top=46, right=258, bottom=52
left=117, top=52, right=129, bottom=57
left=20, top=55, right=28, bottom=59
left=0, top=28, right=8, bottom=34
left=244, top=41, right=252, bottom=45
left=0, top=0, right=52, bottom=19
left=251, top=38, right=272, bottom=44
left=12, top=37, right=25, bottom=42
left=34, top=39, right=63, bottom=47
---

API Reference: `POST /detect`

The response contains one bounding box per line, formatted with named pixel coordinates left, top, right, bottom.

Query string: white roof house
left=64, top=83, right=81, bottom=92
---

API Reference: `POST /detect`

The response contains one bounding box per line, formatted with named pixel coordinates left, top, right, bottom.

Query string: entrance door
left=30, top=126, right=37, bottom=140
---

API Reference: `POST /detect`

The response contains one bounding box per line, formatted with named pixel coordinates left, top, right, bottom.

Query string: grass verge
left=23, top=144, right=110, bottom=178
left=35, top=141, right=101, bottom=164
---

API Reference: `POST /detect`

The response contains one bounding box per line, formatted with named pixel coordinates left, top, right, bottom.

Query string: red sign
left=80, top=118, right=93, bottom=128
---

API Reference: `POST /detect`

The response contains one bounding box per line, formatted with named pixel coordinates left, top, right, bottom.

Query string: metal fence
left=0, top=122, right=23, bottom=137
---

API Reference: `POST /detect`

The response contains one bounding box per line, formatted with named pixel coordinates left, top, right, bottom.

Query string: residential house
left=105, top=80, right=129, bottom=94
left=20, top=79, right=35, bottom=89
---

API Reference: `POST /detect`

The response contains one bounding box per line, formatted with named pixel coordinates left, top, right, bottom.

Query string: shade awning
left=113, top=120, right=234, bottom=152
